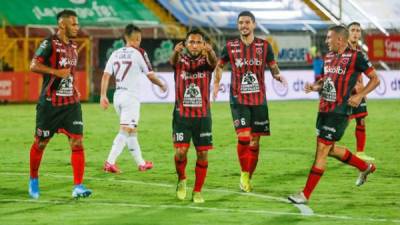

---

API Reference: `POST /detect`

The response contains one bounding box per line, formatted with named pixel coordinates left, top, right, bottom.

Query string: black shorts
left=316, top=112, right=349, bottom=144
left=349, top=98, right=368, bottom=119
left=35, top=101, right=83, bottom=140
left=230, top=103, right=270, bottom=136
left=172, top=110, right=212, bottom=151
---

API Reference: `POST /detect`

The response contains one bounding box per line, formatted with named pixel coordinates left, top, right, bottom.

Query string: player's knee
left=35, top=138, right=49, bottom=150
left=196, top=151, right=208, bottom=161
left=356, top=118, right=365, bottom=126
left=250, top=136, right=260, bottom=147
left=69, top=138, right=83, bottom=149
left=175, top=147, right=188, bottom=158
left=237, top=135, right=251, bottom=145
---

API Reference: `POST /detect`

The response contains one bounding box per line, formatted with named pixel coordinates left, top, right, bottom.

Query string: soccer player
left=28, top=10, right=91, bottom=199
left=170, top=30, right=217, bottom=203
left=100, top=24, right=166, bottom=173
left=347, top=21, right=374, bottom=161
left=213, top=11, right=286, bottom=192
left=288, top=25, right=380, bottom=204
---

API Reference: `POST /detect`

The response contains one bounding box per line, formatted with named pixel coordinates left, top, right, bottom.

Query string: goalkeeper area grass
left=0, top=100, right=399, bottom=225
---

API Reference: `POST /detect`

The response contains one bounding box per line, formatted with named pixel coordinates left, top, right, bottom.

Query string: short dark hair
left=125, top=24, right=141, bottom=37
left=56, top=9, right=77, bottom=21
left=185, top=29, right=205, bottom=41
left=328, top=25, right=349, bottom=39
left=347, top=21, right=361, bottom=29
left=237, top=11, right=255, bottom=22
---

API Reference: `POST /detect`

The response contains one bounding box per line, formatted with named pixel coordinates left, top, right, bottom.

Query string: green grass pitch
left=0, top=100, right=399, bottom=225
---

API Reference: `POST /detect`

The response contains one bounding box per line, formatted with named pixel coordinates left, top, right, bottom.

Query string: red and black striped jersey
left=172, top=53, right=214, bottom=118
left=219, top=37, right=276, bottom=105
left=319, top=47, right=374, bottom=114
left=33, top=35, right=79, bottom=106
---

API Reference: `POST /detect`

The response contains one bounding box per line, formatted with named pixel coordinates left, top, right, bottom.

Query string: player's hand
left=204, top=43, right=213, bottom=53
left=174, top=42, right=185, bottom=53
left=304, top=82, right=314, bottom=93
left=348, top=94, right=363, bottom=107
left=100, top=95, right=109, bottom=110
left=212, top=83, right=220, bottom=101
left=273, top=74, right=287, bottom=86
left=54, top=68, right=71, bottom=79
left=160, top=84, right=167, bottom=93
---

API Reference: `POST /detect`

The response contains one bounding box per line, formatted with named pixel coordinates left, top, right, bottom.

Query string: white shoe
left=356, top=163, right=376, bottom=186
left=176, top=179, right=187, bottom=200
left=288, top=192, right=308, bottom=204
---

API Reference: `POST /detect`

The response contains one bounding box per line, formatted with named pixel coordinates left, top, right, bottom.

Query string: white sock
left=106, top=131, right=128, bottom=164
left=126, top=133, right=145, bottom=166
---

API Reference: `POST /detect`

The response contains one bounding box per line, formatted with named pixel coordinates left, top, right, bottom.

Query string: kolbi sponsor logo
left=180, top=71, right=207, bottom=80
left=324, top=66, right=346, bottom=75
left=234, top=58, right=262, bottom=68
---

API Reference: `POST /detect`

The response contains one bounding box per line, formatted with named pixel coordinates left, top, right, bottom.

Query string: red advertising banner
left=365, top=35, right=400, bottom=62
left=0, top=71, right=89, bottom=103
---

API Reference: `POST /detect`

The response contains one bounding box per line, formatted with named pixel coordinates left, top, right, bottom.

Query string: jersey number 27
left=113, top=61, right=132, bottom=81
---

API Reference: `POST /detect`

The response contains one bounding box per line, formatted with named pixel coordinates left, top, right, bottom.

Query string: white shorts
left=113, top=92, right=141, bottom=128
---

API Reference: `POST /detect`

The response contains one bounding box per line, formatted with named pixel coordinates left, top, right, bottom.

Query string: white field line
left=2, top=172, right=399, bottom=223
left=0, top=199, right=399, bottom=224
left=1, top=171, right=313, bottom=215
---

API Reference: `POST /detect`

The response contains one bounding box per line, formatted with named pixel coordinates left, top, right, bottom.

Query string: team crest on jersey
left=340, top=58, right=350, bottom=65
left=183, top=83, right=202, bottom=107
left=240, top=71, right=260, bottom=93
left=56, top=76, right=74, bottom=96
left=256, top=48, right=263, bottom=55
left=321, top=77, right=336, bottom=102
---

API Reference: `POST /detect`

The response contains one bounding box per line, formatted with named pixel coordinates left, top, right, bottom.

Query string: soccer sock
left=303, top=166, right=324, bottom=199
left=126, top=133, right=146, bottom=166
left=174, top=156, right=187, bottom=180
left=355, top=125, right=366, bottom=152
left=106, top=131, right=127, bottom=164
left=71, top=145, right=85, bottom=185
left=341, top=149, right=369, bottom=171
left=237, top=136, right=250, bottom=172
left=248, top=145, right=260, bottom=178
left=194, top=160, right=208, bottom=192
left=30, top=142, right=44, bottom=179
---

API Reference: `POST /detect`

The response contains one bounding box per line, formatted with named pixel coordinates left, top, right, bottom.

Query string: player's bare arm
left=305, top=79, right=323, bottom=93
left=30, top=58, right=71, bottom=79
left=204, top=43, right=218, bottom=68
left=212, top=62, right=224, bottom=101
left=170, top=41, right=184, bottom=65
left=269, top=63, right=287, bottom=85
left=147, top=72, right=167, bottom=92
left=100, top=72, right=111, bottom=110
left=348, top=70, right=380, bottom=107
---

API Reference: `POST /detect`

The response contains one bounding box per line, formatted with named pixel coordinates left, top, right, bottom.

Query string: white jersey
left=104, top=47, right=153, bottom=99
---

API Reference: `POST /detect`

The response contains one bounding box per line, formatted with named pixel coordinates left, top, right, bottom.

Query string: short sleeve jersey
left=172, top=53, right=215, bottom=118
left=104, top=47, right=152, bottom=99
left=219, top=37, right=276, bottom=105
left=319, top=47, right=374, bottom=114
left=33, top=35, right=79, bottom=106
